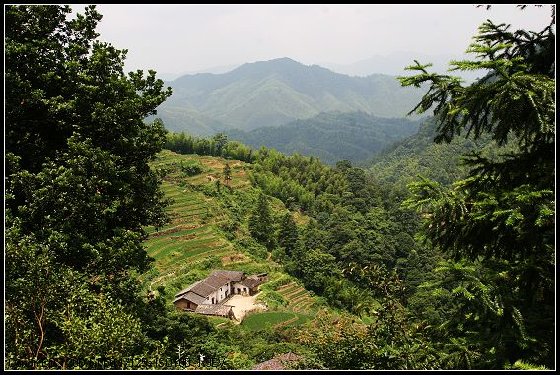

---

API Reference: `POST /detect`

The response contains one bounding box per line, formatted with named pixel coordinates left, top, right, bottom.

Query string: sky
left=74, top=4, right=554, bottom=78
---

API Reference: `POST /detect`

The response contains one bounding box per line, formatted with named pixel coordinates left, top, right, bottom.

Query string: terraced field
left=142, top=151, right=257, bottom=294
left=240, top=278, right=317, bottom=330
left=241, top=311, right=311, bottom=331
left=144, top=182, right=232, bottom=269
left=150, top=150, right=252, bottom=191
left=142, top=150, right=321, bottom=330
left=275, top=281, right=317, bottom=313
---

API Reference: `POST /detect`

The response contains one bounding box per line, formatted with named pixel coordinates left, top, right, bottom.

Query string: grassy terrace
left=241, top=311, right=312, bottom=331
left=276, top=282, right=317, bottom=313
left=141, top=150, right=321, bottom=330
left=141, top=151, right=260, bottom=297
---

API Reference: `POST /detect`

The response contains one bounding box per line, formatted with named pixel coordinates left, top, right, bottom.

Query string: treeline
left=165, top=132, right=255, bottom=163
left=166, top=131, right=346, bottom=211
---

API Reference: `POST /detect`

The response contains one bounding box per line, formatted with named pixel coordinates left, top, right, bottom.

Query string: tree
left=223, top=163, right=232, bottom=186
left=248, top=192, right=275, bottom=250
left=296, top=264, right=440, bottom=370
left=5, top=5, right=172, bottom=368
left=277, top=212, right=299, bottom=257
left=399, top=9, right=554, bottom=369
left=212, top=132, right=228, bottom=156
left=298, top=250, right=339, bottom=293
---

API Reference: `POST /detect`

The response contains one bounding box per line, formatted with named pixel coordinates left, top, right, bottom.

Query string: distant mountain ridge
left=226, top=111, right=422, bottom=165
left=156, top=57, right=425, bottom=135
left=322, top=51, right=484, bottom=82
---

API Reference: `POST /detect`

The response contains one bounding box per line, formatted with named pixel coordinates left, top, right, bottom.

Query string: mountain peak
left=232, top=57, right=307, bottom=74
left=162, top=58, right=425, bottom=135
left=265, top=57, right=300, bottom=64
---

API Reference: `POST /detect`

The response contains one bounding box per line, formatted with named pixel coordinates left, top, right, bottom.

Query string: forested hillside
left=156, top=57, right=425, bottom=134
left=227, top=111, right=422, bottom=164
left=367, top=117, right=497, bottom=187
left=5, top=4, right=554, bottom=371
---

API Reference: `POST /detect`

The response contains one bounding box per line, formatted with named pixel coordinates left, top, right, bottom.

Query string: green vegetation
left=5, top=4, right=172, bottom=369
left=242, top=312, right=310, bottom=331
left=140, top=150, right=270, bottom=299
left=5, top=4, right=554, bottom=371
left=397, top=14, right=555, bottom=368
left=368, top=117, right=494, bottom=187
left=227, top=111, right=422, bottom=164
left=275, top=282, right=317, bottom=313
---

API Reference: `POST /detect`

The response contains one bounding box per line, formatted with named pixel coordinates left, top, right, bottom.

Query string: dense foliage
left=227, top=111, right=421, bottom=165
left=398, top=15, right=555, bottom=369
left=5, top=5, right=177, bottom=369
left=368, top=117, right=494, bottom=187
left=166, top=132, right=256, bottom=163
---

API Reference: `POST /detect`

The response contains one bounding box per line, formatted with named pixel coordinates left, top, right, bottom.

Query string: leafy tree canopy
left=399, top=10, right=555, bottom=369
left=5, top=5, right=172, bottom=368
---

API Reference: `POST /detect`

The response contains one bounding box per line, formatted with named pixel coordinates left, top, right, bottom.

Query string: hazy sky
left=78, top=4, right=553, bottom=76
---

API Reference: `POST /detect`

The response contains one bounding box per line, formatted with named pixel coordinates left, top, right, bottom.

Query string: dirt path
left=225, top=292, right=267, bottom=322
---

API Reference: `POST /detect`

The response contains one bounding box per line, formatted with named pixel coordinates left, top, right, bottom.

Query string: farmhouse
left=173, top=270, right=267, bottom=318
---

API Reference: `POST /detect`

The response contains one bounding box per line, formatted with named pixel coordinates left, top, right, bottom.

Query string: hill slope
left=156, top=57, right=425, bottom=135
left=142, top=150, right=323, bottom=322
left=227, top=112, right=422, bottom=165
left=367, top=117, right=499, bottom=188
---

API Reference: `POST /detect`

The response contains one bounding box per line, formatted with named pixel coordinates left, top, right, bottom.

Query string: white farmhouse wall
left=217, top=282, right=231, bottom=302
left=207, top=290, right=218, bottom=304
left=232, top=282, right=248, bottom=295
left=206, top=282, right=232, bottom=304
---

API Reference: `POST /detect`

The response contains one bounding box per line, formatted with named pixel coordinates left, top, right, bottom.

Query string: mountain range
left=322, top=51, right=484, bottom=81
left=155, top=57, right=425, bottom=135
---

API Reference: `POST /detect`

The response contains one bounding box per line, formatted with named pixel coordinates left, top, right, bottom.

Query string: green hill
left=366, top=117, right=500, bottom=188
left=226, top=111, right=422, bottom=165
left=156, top=57, right=425, bottom=135
left=141, top=150, right=323, bottom=325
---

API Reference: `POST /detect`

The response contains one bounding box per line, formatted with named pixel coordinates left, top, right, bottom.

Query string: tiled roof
left=175, top=270, right=252, bottom=299
left=210, top=270, right=244, bottom=282
left=173, top=291, right=207, bottom=305
left=204, top=273, right=231, bottom=289
left=188, top=273, right=232, bottom=297
left=175, top=280, right=203, bottom=297
left=240, top=277, right=261, bottom=289
left=190, top=280, right=218, bottom=297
